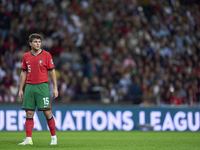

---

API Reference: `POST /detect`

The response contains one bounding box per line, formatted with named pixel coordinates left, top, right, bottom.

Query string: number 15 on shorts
left=43, top=97, right=49, bottom=107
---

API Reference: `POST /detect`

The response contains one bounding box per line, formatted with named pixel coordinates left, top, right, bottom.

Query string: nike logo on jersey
left=26, top=61, right=30, bottom=63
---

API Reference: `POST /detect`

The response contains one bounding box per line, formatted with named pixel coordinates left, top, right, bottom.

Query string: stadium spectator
left=2, top=68, right=13, bottom=88
left=9, top=79, right=18, bottom=98
left=0, top=6, right=10, bottom=39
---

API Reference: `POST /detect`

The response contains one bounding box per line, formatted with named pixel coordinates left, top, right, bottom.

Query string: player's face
left=30, top=38, right=41, bottom=50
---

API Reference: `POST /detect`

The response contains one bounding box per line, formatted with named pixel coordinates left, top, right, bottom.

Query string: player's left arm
left=49, top=69, right=58, bottom=99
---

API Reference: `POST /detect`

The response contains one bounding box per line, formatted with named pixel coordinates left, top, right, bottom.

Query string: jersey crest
left=39, top=59, right=43, bottom=66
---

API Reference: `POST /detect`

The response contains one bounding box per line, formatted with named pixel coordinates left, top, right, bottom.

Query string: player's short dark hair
left=29, top=33, right=43, bottom=42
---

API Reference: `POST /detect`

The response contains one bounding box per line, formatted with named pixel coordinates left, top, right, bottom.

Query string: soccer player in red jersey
left=18, top=33, right=58, bottom=145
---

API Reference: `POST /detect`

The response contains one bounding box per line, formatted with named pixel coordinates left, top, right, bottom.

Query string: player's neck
left=31, top=49, right=42, bottom=56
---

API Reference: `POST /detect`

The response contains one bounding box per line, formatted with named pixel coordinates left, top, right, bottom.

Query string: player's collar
left=30, top=49, right=43, bottom=56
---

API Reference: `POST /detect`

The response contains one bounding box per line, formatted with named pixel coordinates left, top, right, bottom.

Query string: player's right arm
left=18, top=70, right=27, bottom=100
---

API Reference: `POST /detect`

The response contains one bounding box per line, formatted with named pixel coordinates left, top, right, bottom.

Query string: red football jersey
left=21, top=50, right=55, bottom=84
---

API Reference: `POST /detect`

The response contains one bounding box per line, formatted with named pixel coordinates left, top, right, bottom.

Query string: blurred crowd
left=0, top=0, right=200, bottom=106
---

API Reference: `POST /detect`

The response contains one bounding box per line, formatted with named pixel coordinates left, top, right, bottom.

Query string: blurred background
left=0, top=0, right=200, bottom=107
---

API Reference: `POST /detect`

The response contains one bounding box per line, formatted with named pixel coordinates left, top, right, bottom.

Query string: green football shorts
left=22, top=83, right=52, bottom=111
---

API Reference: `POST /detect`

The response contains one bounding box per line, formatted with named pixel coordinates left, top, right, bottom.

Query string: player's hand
left=18, top=90, right=24, bottom=101
left=52, top=89, right=58, bottom=99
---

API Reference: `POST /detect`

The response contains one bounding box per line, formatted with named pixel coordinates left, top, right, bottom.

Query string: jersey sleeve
left=47, top=52, right=55, bottom=70
left=21, top=54, right=27, bottom=70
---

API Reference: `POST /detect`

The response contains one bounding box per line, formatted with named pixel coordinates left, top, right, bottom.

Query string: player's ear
left=29, top=42, right=32, bottom=47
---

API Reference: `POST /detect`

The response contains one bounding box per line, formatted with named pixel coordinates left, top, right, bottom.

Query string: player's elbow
left=49, top=69, right=55, bottom=75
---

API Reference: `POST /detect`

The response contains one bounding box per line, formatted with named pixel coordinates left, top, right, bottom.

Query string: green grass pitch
left=0, top=131, right=199, bottom=150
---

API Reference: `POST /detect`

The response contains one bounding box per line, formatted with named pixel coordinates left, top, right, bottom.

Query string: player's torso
left=25, top=52, right=47, bottom=73
left=24, top=50, right=49, bottom=83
